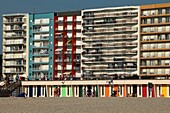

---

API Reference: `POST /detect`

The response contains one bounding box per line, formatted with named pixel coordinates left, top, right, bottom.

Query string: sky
left=0, top=0, right=170, bottom=54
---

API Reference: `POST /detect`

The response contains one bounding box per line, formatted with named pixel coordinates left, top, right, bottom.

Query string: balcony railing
left=3, top=34, right=26, bottom=38
left=83, top=11, right=138, bottom=19
left=3, top=20, right=26, bottom=24
left=4, top=27, right=26, bottom=31
left=4, top=41, right=25, bottom=45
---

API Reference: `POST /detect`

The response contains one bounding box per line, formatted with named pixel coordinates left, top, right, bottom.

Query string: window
left=158, top=60, right=161, bottom=65
left=150, top=69, right=154, bottom=74
left=139, top=86, right=141, bottom=96
left=119, top=86, right=122, bottom=96
left=169, top=86, right=170, bottom=96
left=150, top=35, right=154, bottom=40
left=150, top=52, right=154, bottom=57
left=142, top=19, right=147, bottom=24
left=158, top=9, right=162, bottom=15
left=158, top=52, right=162, bottom=57
left=151, top=10, right=155, bottom=15
left=159, top=86, right=161, bottom=96
left=75, top=86, right=78, bottom=95
left=34, top=86, right=36, bottom=96
left=158, top=35, right=162, bottom=40
left=150, top=27, right=154, bottom=32
left=142, top=27, right=147, bottom=33
left=158, top=43, right=162, bottom=48
left=165, top=60, right=170, bottom=65
left=165, top=69, right=169, bottom=74
left=166, top=17, right=170, bottom=22
left=166, top=26, right=170, bottom=31
left=158, top=27, right=162, bottom=32
left=166, top=8, right=170, bottom=14
left=67, top=86, right=70, bottom=96
left=102, top=86, right=104, bottom=96
left=150, top=60, right=154, bottom=66
left=151, top=18, right=154, bottom=24
left=165, top=52, right=169, bottom=57
left=165, top=34, right=170, bottom=40
left=141, top=60, right=146, bottom=66
left=158, top=17, right=162, bottom=23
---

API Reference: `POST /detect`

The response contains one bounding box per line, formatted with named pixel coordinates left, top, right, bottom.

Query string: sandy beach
left=0, top=97, right=169, bottom=113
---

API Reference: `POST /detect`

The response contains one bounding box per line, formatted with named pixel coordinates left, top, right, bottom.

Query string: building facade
left=140, top=3, right=170, bottom=79
left=54, top=11, right=82, bottom=80
left=81, top=6, right=140, bottom=79
left=2, top=14, right=28, bottom=80
left=28, top=13, right=54, bottom=80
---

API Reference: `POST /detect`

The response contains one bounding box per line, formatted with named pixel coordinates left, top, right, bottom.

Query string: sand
left=0, top=97, right=169, bottom=113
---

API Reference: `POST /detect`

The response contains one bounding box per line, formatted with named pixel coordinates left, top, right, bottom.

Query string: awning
left=19, top=74, right=26, bottom=77
left=63, top=72, right=72, bottom=75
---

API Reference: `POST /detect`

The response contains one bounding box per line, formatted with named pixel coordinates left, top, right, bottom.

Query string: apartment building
left=54, top=11, right=82, bottom=80
left=140, top=3, right=170, bottom=78
left=81, top=6, right=140, bottom=79
left=2, top=14, right=28, bottom=80
left=28, top=13, right=54, bottom=80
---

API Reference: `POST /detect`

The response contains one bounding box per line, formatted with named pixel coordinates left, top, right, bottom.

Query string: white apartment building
left=2, top=14, right=28, bottom=80
left=81, top=6, right=140, bottom=79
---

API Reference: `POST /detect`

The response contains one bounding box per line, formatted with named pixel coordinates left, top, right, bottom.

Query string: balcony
left=141, top=39, right=170, bottom=43
left=4, top=41, right=25, bottom=45
left=32, top=68, right=49, bottom=72
left=32, top=53, right=49, bottom=57
left=3, top=27, right=26, bottom=32
left=33, top=21, right=49, bottom=26
left=3, top=20, right=25, bottom=24
left=141, top=30, right=170, bottom=35
left=74, top=67, right=80, bottom=70
left=3, top=49, right=25, bottom=53
left=83, top=11, right=138, bottom=19
left=33, top=37, right=49, bottom=41
left=141, top=47, right=170, bottom=52
left=3, top=70, right=25, bottom=74
left=83, top=19, right=138, bottom=27
left=3, top=63, right=25, bottom=67
left=82, top=58, right=137, bottom=63
left=33, top=29, right=49, bottom=33
left=82, top=42, right=137, bottom=49
left=83, top=27, right=138, bottom=35
left=64, top=59, right=72, bottom=63
left=140, top=56, right=170, bottom=60
left=141, top=13, right=170, bottom=18
left=3, top=34, right=26, bottom=39
left=55, top=59, right=62, bottom=63
left=3, top=55, right=25, bottom=60
left=82, top=66, right=137, bottom=70
left=33, top=45, right=49, bottom=49
left=140, top=65, right=170, bottom=68
left=74, top=59, right=80, bottom=62
left=32, top=61, right=49, bottom=64
left=82, top=35, right=138, bottom=42
left=141, top=21, right=170, bottom=27
left=140, top=74, right=170, bottom=76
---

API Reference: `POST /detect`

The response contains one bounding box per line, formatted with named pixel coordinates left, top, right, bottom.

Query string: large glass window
left=165, top=34, right=170, bottom=40
left=166, top=8, right=170, bottom=14
left=139, top=86, right=141, bottom=96
left=150, top=27, right=154, bottom=32
left=142, top=19, right=147, bottom=24
left=151, top=18, right=155, bottom=24
left=158, top=9, right=162, bottom=15
left=158, top=17, right=162, bottom=23
left=158, top=60, right=161, bottom=65
left=150, top=60, right=154, bottom=66
left=158, top=35, right=162, bottom=40
left=166, top=17, right=170, bottom=22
